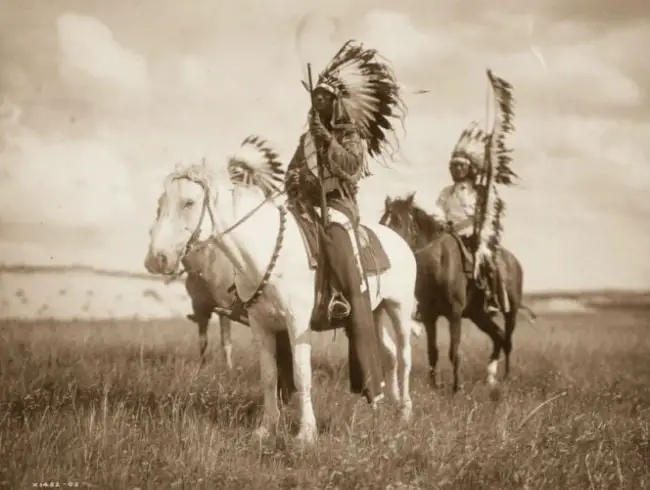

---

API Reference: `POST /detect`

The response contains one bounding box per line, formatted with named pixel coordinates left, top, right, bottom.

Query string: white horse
left=145, top=161, right=421, bottom=445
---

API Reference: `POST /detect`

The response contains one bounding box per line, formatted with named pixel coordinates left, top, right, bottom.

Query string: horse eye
left=183, top=199, right=195, bottom=209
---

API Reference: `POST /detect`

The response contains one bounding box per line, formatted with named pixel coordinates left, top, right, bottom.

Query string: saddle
left=449, top=231, right=510, bottom=313
left=290, top=207, right=391, bottom=276
left=289, top=204, right=391, bottom=332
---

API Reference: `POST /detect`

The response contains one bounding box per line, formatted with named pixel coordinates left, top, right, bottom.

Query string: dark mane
left=410, top=204, right=444, bottom=241
left=381, top=193, right=445, bottom=245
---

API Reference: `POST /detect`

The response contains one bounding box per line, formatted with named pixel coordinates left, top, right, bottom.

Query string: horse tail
left=519, top=304, right=537, bottom=325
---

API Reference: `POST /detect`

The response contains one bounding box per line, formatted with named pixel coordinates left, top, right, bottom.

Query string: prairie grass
left=1, top=309, right=649, bottom=489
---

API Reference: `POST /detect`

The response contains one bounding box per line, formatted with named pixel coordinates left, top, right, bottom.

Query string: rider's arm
left=285, top=138, right=305, bottom=204
left=326, top=123, right=364, bottom=184
left=431, top=186, right=451, bottom=225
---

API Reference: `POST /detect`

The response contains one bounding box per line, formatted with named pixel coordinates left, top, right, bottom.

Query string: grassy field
left=1, top=309, right=649, bottom=489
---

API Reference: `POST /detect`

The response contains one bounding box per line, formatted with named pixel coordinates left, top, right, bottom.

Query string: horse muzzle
left=144, top=249, right=179, bottom=276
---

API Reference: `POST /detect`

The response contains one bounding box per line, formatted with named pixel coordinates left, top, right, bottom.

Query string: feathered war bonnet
left=227, top=135, right=285, bottom=198
left=311, top=40, right=407, bottom=168
left=448, top=121, right=490, bottom=179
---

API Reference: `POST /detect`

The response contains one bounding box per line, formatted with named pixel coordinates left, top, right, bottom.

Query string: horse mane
left=165, top=160, right=217, bottom=189
left=409, top=203, right=445, bottom=240
left=384, top=192, right=445, bottom=244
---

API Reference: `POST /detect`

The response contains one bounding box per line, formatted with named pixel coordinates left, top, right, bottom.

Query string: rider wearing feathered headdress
left=285, top=40, right=406, bottom=404
left=431, top=70, right=517, bottom=315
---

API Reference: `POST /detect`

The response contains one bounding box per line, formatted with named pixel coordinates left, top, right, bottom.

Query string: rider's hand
left=309, top=109, right=332, bottom=142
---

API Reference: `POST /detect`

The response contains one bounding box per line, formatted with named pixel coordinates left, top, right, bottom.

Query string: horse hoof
left=253, top=426, right=272, bottom=441
left=429, top=373, right=442, bottom=390
left=489, top=385, right=502, bottom=402
left=295, top=428, right=317, bottom=446
left=399, top=403, right=413, bottom=424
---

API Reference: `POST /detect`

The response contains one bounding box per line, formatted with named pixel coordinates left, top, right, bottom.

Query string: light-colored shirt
left=431, top=182, right=477, bottom=237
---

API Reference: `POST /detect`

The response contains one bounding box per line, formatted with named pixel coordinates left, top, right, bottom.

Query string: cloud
left=0, top=102, right=134, bottom=227
left=56, top=12, right=149, bottom=95
left=356, top=10, right=448, bottom=68
left=1, top=0, right=649, bottom=290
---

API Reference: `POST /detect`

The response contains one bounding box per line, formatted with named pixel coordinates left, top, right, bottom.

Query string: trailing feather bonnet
left=472, top=69, right=517, bottom=275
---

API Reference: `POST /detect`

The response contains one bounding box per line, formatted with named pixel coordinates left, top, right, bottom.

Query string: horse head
left=144, top=160, right=224, bottom=277
left=380, top=191, right=445, bottom=249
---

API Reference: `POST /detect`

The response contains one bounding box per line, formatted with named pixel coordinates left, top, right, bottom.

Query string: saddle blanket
left=291, top=208, right=391, bottom=276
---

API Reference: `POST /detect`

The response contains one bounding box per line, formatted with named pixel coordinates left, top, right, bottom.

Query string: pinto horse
left=144, top=161, right=421, bottom=445
left=380, top=192, right=533, bottom=394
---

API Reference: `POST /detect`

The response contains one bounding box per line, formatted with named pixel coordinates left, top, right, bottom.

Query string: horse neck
left=411, top=209, right=445, bottom=248
left=209, top=183, right=279, bottom=278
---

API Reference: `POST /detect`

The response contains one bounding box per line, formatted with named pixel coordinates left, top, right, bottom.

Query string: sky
left=0, top=0, right=649, bottom=291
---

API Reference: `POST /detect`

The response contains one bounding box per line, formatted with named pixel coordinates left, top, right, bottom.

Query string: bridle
left=161, top=172, right=288, bottom=318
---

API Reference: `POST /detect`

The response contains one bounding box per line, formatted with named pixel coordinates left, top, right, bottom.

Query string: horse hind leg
left=503, top=309, right=517, bottom=378
left=447, top=311, right=463, bottom=394
left=469, top=309, right=506, bottom=395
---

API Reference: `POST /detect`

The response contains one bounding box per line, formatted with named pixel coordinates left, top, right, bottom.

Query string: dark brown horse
left=380, top=192, right=534, bottom=393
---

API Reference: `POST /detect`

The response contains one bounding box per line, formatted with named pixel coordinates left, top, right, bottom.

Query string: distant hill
left=1, top=263, right=648, bottom=321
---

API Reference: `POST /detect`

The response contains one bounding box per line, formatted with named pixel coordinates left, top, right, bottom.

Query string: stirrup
left=328, top=292, right=351, bottom=320
left=486, top=304, right=499, bottom=315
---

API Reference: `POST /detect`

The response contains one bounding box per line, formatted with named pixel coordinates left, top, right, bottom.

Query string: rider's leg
left=325, top=223, right=384, bottom=403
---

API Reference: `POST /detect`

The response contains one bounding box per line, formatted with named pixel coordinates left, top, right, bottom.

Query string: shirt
left=285, top=122, right=364, bottom=209
left=431, top=182, right=478, bottom=236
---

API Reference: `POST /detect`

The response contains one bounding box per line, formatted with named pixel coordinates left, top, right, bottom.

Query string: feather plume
left=486, top=69, right=517, bottom=186
left=227, top=135, right=285, bottom=198
left=314, top=39, right=407, bottom=167
left=473, top=70, right=517, bottom=276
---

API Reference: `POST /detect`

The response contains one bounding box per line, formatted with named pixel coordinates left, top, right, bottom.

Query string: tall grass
left=1, top=310, right=649, bottom=489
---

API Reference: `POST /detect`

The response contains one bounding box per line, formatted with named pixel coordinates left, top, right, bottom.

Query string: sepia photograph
left=1, top=0, right=649, bottom=488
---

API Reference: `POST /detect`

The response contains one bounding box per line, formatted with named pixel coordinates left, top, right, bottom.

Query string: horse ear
left=384, top=196, right=392, bottom=209
left=406, top=191, right=416, bottom=204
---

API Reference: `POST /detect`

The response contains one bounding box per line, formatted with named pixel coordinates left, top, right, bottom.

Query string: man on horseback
left=285, top=40, right=406, bottom=404
left=430, top=122, right=503, bottom=315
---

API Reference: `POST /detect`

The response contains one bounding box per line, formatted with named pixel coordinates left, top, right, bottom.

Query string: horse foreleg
left=448, top=312, right=463, bottom=394
left=218, top=315, right=233, bottom=371
left=287, top=315, right=317, bottom=445
left=251, top=324, right=280, bottom=440
left=188, top=308, right=210, bottom=367
left=421, top=309, right=441, bottom=389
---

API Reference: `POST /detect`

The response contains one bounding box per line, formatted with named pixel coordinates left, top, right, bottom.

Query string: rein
left=164, top=174, right=289, bottom=321
left=382, top=209, right=445, bottom=256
